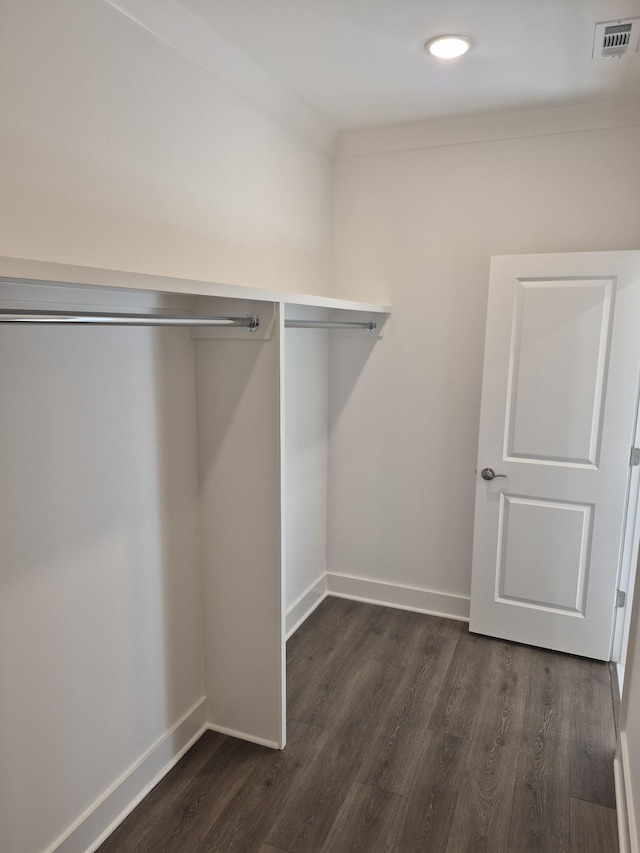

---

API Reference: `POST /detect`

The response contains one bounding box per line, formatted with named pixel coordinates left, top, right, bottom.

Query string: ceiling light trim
left=425, top=34, right=472, bottom=59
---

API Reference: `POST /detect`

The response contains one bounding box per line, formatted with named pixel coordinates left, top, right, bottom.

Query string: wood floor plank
left=290, top=601, right=409, bottom=731
left=359, top=606, right=422, bottom=667
left=286, top=596, right=362, bottom=667
left=287, top=630, right=366, bottom=723
left=104, top=737, right=266, bottom=853
left=444, top=740, right=520, bottom=853
left=352, top=602, right=405, bottom=657
left=375, top=610, right=463, bottom=667
left=443, top=640, right=527, bottom=853
left=388, top=630, right=462, bottom=732
left=570, top=658, right=617, bottom=808
left=570, top=798, right=619, bottom=853
left=287, top=599, right=401, bottom=723
left=471, top=639, right=529, bottom=743
left=520, top=645, right=574, bottom=736
left=269, top=661, right=407, bottom=849
left=428, top=630, right=498, bottom=739
left=264, top=727, right=361, bottom=851
left=381, top=729, right=468, bottom=853
left=197, top=720, right=328, bottom=852
left=358, top=606, right=463, bottom=669
left=286, top=598, right=367, bottom=714
left=356, top=633, right=460, bottom=794
left=318, top=781, right=403, bottom=852
left=96, top=598, right=619, bottom=853
left=508, top=722, right=570, bottom=851
left=290, top=653, right=391, bottom=730
left=97, top=730, right=227, bottom=853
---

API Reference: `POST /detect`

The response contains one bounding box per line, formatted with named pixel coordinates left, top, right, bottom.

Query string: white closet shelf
left=0, top=253, right=389, bottom=755
left=0, top=256, right=390, bottom=316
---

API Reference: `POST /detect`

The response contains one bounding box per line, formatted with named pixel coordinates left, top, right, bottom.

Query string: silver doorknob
left=481, top=467, right=507, bottom=481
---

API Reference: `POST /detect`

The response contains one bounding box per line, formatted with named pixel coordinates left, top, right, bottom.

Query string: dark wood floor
left=98, top=596, right=619, bottom=852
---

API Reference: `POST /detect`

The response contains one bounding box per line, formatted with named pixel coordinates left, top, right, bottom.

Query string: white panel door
left=470, top=251, right=640, bottom=660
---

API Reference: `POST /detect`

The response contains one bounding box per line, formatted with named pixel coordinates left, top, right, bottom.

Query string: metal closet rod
left=0, top=309, right=377, bottom=333
left=285, top=319, right=377, bottom=331
left=0, top=308, right=260, bottom=330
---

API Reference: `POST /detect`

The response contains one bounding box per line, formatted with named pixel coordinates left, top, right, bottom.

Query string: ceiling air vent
left=593, top=18, right=639, bottom=58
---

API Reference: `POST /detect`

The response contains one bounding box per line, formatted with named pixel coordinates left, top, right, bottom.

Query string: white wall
left=0, top=292, right=203, bottom=853
left=329, top=120, right=640, bottom=614
left=0, top=2, right=334, bottom=850
left=0, top=0, right=332, bottom=295
left=284, top=320, right=329, bottom=634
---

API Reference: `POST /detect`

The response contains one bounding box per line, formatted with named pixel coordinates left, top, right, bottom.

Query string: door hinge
left=616, top=589, right=626, bottom=608
left=630, top=447, right=640, bottom=467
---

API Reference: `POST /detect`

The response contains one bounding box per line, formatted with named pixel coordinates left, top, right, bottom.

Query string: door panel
left=470, top=252, right=640, bottom=660
left=506, top=278, right=613, bottom=465
left=497, top=494, right=591, bottom=613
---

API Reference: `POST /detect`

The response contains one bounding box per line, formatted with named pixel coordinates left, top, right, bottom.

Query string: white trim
left=207, top=723, right=280, bottom=751
left=286, top=576, right=328, bottom=638
left=278, top=305, right=288, bottom=752
left=612, top=385, right=640, bottom=679
left=617, top=731, right=638, bottom=853
left=336, top=97, right=640, bottom=157
left=616, top=755, right=632, bottom=853
left=49, top=697, right=209, bottom=853
left=619, top=660, right=626, bottom=694
left=326, top=572, right=470, bottom=622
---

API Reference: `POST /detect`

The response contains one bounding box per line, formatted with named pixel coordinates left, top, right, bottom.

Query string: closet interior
left=0, top=256, right=388, bottom=852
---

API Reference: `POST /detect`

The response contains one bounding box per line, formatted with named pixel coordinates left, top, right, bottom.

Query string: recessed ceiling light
left=425, top=35, right=472, bottom=59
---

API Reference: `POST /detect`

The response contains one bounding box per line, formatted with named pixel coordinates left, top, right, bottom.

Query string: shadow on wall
left=328, top=332, right=384, bottom=432
left=0, top=320, right=205, bottom=851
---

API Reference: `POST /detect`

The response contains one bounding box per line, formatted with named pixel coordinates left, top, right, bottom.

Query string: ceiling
left=176, top=0, right=640, bottom=131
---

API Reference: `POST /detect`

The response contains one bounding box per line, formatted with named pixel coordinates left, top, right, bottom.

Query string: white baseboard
left=50, top=697, right=209, bottom=853
left=326, top=572, right=470, bottom=622
left=48, top=577, right=467, bottom=853
left=617, top=731, right=638, bottom=853
left=286, top=575, right=327, bottom=638
left=207, top=723, right=280, bottom=750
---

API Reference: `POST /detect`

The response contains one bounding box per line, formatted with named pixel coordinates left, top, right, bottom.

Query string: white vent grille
left=593, top=18, right=639, bottom=58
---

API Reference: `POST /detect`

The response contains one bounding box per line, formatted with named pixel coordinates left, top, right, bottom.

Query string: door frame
left=613, top=383, right=640, bottom=681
